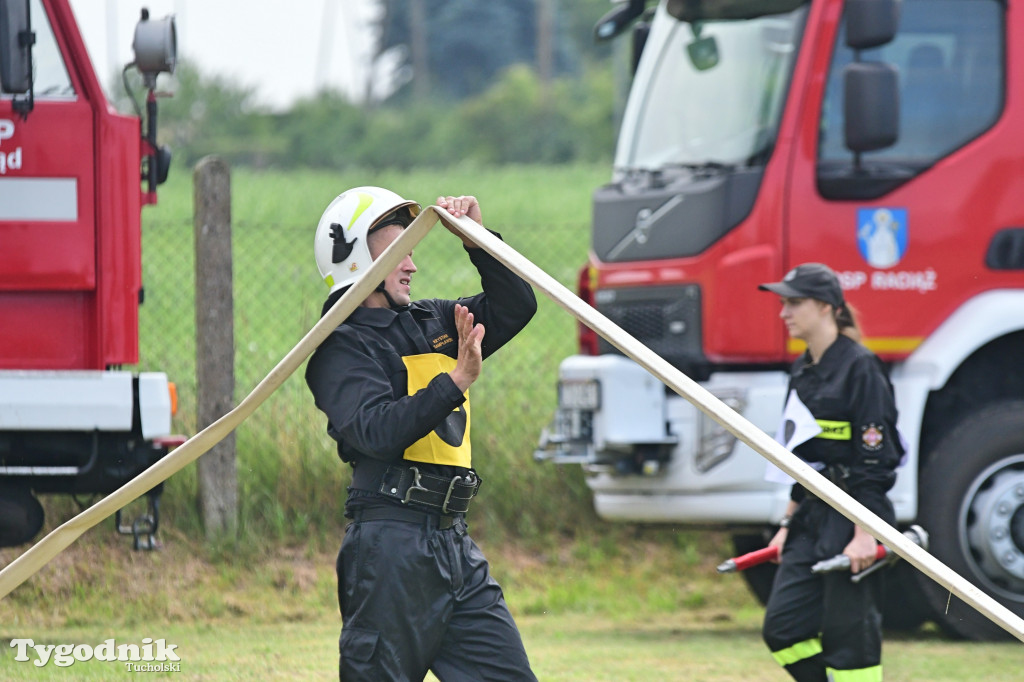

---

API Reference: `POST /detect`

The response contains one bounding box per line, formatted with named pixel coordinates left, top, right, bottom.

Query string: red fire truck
left=536, top=0, right=1024, bottom=639
left=0, top=0, right=178, bottom=550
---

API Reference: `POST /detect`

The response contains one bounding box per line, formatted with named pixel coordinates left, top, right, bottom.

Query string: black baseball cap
left=758, top=263, right=844, bottom=309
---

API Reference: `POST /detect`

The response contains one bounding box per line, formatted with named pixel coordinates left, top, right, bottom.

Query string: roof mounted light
left=131, top=9, right=176, bottom=89
left=125, top=9, right=177, bottom=203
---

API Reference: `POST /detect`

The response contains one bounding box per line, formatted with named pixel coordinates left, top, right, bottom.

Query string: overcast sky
left=69, top=0, right=380, bottom=109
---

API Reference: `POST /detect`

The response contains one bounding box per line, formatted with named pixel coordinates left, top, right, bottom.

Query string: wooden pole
left=193, top=156, right=237, bottom=538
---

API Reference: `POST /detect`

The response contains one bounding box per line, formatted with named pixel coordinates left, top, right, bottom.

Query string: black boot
left=783, top=653, right=827, bottom=682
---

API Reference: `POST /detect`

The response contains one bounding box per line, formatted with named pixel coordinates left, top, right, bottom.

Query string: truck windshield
left=615, top=2, right=807, bottom=174
left=33, top=0, right=73, bottom=97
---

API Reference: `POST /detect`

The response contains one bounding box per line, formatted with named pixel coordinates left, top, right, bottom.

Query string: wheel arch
left=898, top=291, right=1024, bottom=468
left=919, top=329, right=1024, bottom=465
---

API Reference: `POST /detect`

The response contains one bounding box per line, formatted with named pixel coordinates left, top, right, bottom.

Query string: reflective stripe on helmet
left=347, top=191, right=375, bottom=230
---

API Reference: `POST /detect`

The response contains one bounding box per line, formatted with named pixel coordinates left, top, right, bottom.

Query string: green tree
left=118, top=59, right=280, bottom=168
left=455, top=64, right=614, bottom=165
left=277, top=91, right=368, bottom=169
left=115, top=45, right=616, bottom=171
left=373, top=0, right=616, bottom=102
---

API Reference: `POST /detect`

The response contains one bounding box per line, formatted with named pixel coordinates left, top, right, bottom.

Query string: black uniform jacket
left=787, top=334, right=903, bottom=521
left=305, top=237, right=537, bottom=504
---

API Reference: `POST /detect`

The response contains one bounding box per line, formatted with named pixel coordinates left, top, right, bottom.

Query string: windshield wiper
left=745, top=143, right=775, bottom=166
left=663, top=161, right=736, bottom=177
left=614, top=162, right=737, bottom=189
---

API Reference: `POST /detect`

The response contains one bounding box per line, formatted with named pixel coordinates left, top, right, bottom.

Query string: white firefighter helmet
left=314, top=186, right=421, bottom=294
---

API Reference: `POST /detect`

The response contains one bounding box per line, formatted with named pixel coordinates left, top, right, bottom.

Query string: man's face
left=367, top=223, right=417, bottom=307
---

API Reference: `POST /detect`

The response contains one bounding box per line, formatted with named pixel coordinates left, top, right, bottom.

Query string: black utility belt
left=805, top=462, right=852, bottom=493
left=825, top=463, right=850, bottom=485
left=351, top=505, right=463, bottom=531
left=373, top=465, right=482, bottom=514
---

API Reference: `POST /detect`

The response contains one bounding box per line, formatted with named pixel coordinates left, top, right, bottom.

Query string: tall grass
left=126, top=161, right=613, bottom=547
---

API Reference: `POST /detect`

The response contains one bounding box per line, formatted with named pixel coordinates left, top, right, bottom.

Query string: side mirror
left=846, top=0, right=899, bottom=50
left=844, top=62, right=899, bottom=153
left=155, top=145, right=172, bottom=185
left=0, top=0, right=33, bottom=94
left=595, top=0, right=646, bottom=42
left=630, top=16, right=652, bottom=74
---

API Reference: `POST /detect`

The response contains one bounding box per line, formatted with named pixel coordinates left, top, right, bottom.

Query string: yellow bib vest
left=401, top=353, right=472, bottom=467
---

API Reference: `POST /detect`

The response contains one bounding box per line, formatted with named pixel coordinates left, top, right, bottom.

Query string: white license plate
left=558, top=380, right=600, bottom=410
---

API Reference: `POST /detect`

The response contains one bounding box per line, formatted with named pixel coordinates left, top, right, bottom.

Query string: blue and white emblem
left=857, top=207, right=907, bottom=269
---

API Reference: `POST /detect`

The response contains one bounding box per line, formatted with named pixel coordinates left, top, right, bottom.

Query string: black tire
left=0, top=483, right=45, bottom=547
left=880, top=560, right=931, bottom=632
left=916, top=400, right=1024, bottom=640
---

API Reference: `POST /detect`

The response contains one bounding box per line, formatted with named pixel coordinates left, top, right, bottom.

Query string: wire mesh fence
left=131, top=208, right=601, bottom=540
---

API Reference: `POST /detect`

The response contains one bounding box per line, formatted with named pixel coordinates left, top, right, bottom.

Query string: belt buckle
left=442, top=471, right=479, bottom=513
left=830, top=463, right=850, bottom=481
left=402, top=467, right=428, bottom=505
left=441, top=475, right=463, bottom=513
left=827, top=463, right=851, bottom=491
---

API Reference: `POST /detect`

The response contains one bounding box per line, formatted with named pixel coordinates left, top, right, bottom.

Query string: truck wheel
left=0, top=484, right=45, bottom=548
left=916, top=400, right=1024, bottom=640
left=879, top=560, right=930, bottom=631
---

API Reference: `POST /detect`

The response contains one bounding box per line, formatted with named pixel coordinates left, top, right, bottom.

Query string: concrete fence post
left=193, top=156, right=237, bottom=538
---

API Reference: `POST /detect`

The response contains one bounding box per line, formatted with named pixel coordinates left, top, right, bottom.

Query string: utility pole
left=410, top=0, right=429, bottom=99
left=315, top=0, right=338, bottom=94
left=537, top=0, right=555, bottom=96
left=105, top=0, right=118, bottom=84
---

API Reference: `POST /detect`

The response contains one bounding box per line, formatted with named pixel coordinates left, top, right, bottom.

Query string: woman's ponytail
left=836, top=302, right=862, bottom=343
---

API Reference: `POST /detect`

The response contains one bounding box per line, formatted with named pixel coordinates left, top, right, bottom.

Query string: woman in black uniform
left=757, top=263, right=903, bottom=682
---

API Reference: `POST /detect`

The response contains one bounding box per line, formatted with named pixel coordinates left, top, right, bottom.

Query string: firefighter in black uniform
left=757, top=263, right=902, bottom=682
left=305, top=187, right=538, bottom=681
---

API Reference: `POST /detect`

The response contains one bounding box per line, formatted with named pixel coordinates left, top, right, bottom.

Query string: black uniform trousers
left=762, top=500, right=886, bottom=682
left=336, top=507, right=536, bottom=681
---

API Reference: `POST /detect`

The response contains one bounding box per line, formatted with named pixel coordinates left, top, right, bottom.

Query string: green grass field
left=1, top=528, right=1020, bottom=680
left=6, top=617, right=1020, bottom=681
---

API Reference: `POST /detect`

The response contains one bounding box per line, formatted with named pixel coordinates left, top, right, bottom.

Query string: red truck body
left=541, top=0, right=1024, bottom=640
left=587, top=0, right=1024, bottom=366
left=0, top=0, right=177, bottom=550
left=1, top=0, right=144, bottom=370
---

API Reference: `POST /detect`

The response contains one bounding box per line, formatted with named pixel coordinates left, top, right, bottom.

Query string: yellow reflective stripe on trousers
left=814, top=419, right=852, bottom=440
left=827, top=665, right=883, bottom=682
left=772, top=638, right=823, bottom=666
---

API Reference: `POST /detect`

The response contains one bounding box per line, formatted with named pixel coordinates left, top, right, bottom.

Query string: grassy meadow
left=1, top=526, right=1020, bottom=680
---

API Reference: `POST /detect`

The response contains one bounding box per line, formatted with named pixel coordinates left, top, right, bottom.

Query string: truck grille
left=594, top=284, right=704, bottom=375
